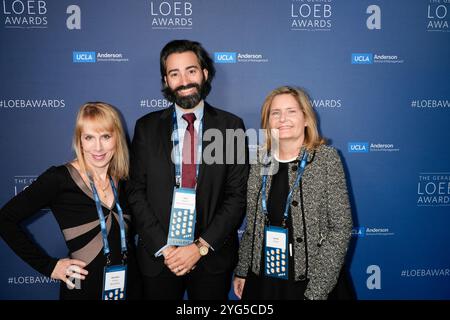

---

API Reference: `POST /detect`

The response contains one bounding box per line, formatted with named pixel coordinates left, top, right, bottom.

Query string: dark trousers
left=142, top=264, right=232, bottom=300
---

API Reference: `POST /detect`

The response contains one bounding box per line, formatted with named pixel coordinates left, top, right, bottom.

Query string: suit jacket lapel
left=159, top=105, right=175, bottom=185
left=197, top=102, right=218, bottom=188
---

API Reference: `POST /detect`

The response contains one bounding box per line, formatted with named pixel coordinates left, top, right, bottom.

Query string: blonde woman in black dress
left=0, top=102, right=141, bottom=299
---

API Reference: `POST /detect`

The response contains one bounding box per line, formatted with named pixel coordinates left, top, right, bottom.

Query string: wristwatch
left=195, top=239, right=209, bottom=256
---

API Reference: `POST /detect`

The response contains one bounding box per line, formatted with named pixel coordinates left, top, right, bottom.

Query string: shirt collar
left=175, top=100, right=204, bottom=123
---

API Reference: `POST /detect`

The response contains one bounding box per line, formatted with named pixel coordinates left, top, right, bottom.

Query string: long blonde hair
left=260, top=86, right=326, bottom=152
left=72, top=102, right=129, bottom=180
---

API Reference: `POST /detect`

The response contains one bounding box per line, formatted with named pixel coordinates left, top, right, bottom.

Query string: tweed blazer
left=235, top=145, right=352, bottom=300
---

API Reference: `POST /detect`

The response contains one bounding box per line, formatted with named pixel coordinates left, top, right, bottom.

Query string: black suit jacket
left=127, top=102, right=249, bottom=277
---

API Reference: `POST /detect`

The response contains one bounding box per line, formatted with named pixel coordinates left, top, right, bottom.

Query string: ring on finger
left=65, top=265, right=73, bottom=276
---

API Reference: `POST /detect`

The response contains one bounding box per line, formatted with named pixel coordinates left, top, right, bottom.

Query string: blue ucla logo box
left=352, top=227, right=366, bottom=237
left=351, top=53, right=373, bottom=64
left=73, top=52, right=96, bottom=63
left=214, top=52, right=236, bottom=63
left=348, top=142, right=369, bottom=153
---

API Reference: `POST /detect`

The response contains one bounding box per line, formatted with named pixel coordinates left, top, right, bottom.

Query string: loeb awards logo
left=290, top=0, right=333, bottom=31
left=2, top=0, right=48, bottom=28
left=417, top=172, right=450, bottom=207
left=427, top=0, right=449, bottom=32
left=13, top=175, right=37, bottom=196
left=149, top=1, right=193, bottom=30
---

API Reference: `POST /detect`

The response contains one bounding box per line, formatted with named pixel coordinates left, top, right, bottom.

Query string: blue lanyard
left=261, top=151, right=308, bottom=225
left=172, top=111, right=203, bottom=188
left=88, top=175, right=127, bottom=263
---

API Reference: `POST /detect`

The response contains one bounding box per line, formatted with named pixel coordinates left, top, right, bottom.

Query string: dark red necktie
left=181, top=113, right=197, bottom=188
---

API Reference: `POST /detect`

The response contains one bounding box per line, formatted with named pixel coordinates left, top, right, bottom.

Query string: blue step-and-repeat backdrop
left=0, top=0, right=449, bottom=300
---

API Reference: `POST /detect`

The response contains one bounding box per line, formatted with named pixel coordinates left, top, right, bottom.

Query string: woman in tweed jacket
left=233, top=86, right=353, bottom=300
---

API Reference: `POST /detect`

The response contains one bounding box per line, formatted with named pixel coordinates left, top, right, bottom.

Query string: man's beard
left=164, top=80, right=207, bottom=110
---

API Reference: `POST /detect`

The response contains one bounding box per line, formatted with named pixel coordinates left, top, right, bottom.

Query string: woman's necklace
left=94, top=176, right=110, bottom=200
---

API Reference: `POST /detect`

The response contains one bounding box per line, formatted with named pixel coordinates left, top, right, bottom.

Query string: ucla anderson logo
left=214, top=52, right=268, bottom=64
left=351, top=53, right=373, bottom=64
left=352, top=227, right=366, bottom=237
left=348, top=142, right=369, bottom=153
left=214, top=52, right=236, bottom=64
left=73, top=51, right=96, bottom=63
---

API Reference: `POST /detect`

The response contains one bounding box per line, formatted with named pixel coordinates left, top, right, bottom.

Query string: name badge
left=167, top=187, right=196, bottom=246
left=102, top=264, right=127, bottom=300
left=264, top=226, right=288, bottom=280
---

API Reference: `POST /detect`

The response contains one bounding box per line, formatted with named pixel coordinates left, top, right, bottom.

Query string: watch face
left=199, top=246, right=209, bottom=256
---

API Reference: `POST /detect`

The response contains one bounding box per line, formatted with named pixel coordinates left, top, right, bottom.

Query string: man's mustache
left=175, top=83, right=200, bottom=93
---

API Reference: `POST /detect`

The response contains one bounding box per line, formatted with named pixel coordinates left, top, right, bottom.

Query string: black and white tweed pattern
left=235, top=145, right=353, bottom=300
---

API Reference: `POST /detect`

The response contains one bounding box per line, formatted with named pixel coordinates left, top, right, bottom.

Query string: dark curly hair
left=160, top=39, right=215, bottom=100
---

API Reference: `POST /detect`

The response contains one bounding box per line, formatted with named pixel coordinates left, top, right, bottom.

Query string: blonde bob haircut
left=260, top=86, right=326, bottom=152
left=72, top=102, right=129, bottom=180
